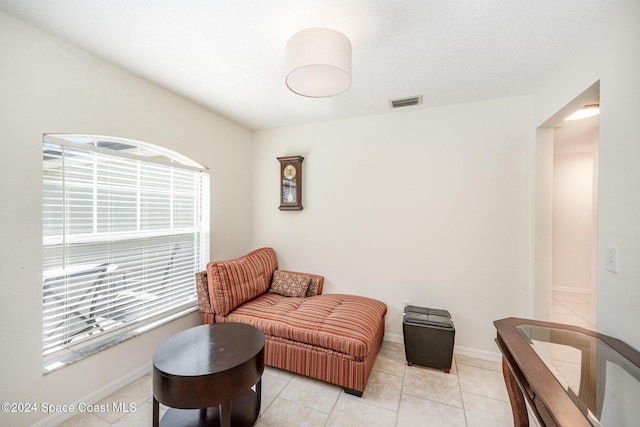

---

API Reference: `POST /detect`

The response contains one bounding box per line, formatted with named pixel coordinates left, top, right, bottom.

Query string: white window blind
left=42, top=134, right=209, bottom=366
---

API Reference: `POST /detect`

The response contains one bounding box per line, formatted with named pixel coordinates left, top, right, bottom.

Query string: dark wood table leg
left=219, top=400, right=231, bottom=427
left=152, top=397, right=159, bottom=427
left=256, top=378, right=262, bottom=418
left=502, top=357, right=529, bottom=427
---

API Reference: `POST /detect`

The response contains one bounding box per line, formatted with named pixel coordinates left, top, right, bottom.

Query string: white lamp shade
left=285, top=28, right=352, bottom=98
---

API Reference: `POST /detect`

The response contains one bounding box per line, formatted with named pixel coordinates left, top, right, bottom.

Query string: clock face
left=283, top=165, right=296, bottom=180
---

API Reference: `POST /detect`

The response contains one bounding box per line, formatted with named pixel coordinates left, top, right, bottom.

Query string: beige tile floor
left=551, top=290, right=595, bottom=329
left=534, top=289, right=596, bottom=407
left=51, top=290, right=597, bottom=426
left=59, top=341, right=513, bottom=426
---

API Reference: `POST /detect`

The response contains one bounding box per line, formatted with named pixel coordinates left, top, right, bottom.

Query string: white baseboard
left=383, top=332, right=403, bottom=344
left=383, top=333, right=501, bottom=363
left=453, top=345, right=502, bottom=363
left=33, top=338, right=504, bottom=426
left=552, top=286, right=591, bottom=295
left=33, top=337, right=502, bottom=426
left=32, top=362, right=151, bottom=427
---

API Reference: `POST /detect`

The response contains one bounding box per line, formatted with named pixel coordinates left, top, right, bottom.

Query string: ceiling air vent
left=389, top=95, right=423, bottom=109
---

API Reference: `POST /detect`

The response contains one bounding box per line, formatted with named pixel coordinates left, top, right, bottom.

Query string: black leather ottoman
left=403, top=305, right=455, bottom=373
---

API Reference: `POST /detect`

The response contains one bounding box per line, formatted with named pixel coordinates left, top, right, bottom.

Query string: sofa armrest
left=278, top=270, right=324, bottom=296
left=195, top=270, right=214, bottom=323
left=308, top=274, right=324, bottom=296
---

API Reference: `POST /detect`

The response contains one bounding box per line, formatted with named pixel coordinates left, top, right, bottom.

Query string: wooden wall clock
left=277, top=155, right=304, bottom=211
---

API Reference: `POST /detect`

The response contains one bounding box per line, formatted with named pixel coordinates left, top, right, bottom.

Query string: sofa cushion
left=222, top=293, right=388, bottom=359
left=269, top=270, right=310, bottom=297
left=206, top=247, right=278, bottom=317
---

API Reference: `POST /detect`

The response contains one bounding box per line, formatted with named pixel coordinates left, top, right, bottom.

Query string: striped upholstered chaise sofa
left=195, top=247, right=387, bottom=397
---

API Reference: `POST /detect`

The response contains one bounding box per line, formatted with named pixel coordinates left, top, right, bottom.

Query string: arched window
left=42, top=134, right=209, bottom=370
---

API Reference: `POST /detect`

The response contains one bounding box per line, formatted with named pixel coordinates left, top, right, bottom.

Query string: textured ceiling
left=0, top=0, right=614, bottom=130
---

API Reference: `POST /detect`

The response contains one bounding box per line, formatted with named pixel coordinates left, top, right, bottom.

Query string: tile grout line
left=62, top=346, right=512, bottom=426
left=321, top=379, right=341, bottom=426
left=394, top=356, right=407, bottom=427
left=259, top=371, right=294, bottom=420
left=454, top=356, right=470, bottom=427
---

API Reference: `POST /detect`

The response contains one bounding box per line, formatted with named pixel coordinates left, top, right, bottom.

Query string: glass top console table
left=494, top=317, right=640, bottom=427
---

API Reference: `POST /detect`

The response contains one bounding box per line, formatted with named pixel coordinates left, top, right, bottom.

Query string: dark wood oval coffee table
left=152, top=323, right=265, bottom=427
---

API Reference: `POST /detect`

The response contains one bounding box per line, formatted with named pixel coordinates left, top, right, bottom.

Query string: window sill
left=43, top=306, right=198, bottom=374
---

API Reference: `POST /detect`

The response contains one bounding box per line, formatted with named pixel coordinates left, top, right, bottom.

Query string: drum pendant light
left=285, top=28, right=352, bottom=98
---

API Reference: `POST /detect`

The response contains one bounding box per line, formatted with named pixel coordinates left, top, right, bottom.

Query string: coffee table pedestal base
left=158, top=387, right=260, bottom=427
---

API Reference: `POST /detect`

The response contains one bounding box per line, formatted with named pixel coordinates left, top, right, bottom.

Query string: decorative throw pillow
left=269, top=270, right=310, bottom=298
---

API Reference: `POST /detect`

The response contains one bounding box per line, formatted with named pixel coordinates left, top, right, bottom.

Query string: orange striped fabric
left=198, top=247, right=387, bottom=393
left=206, top=247, right=278, bottom=317
left=218, top=293, right=387, bottom=359
left=218, top=307, right=386, bottom=392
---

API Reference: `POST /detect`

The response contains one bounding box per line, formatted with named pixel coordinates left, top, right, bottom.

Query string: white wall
left=534, top=128, right=554, bottom=321
left=0, top=12, right=252, bottom=426
left=252, top=96, right=533, bottom=355
left=552, top=151, right=594, bottom=291
left=535, top=0, right=640, bottom=348
left=4, top=0, right=638, bottom=422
